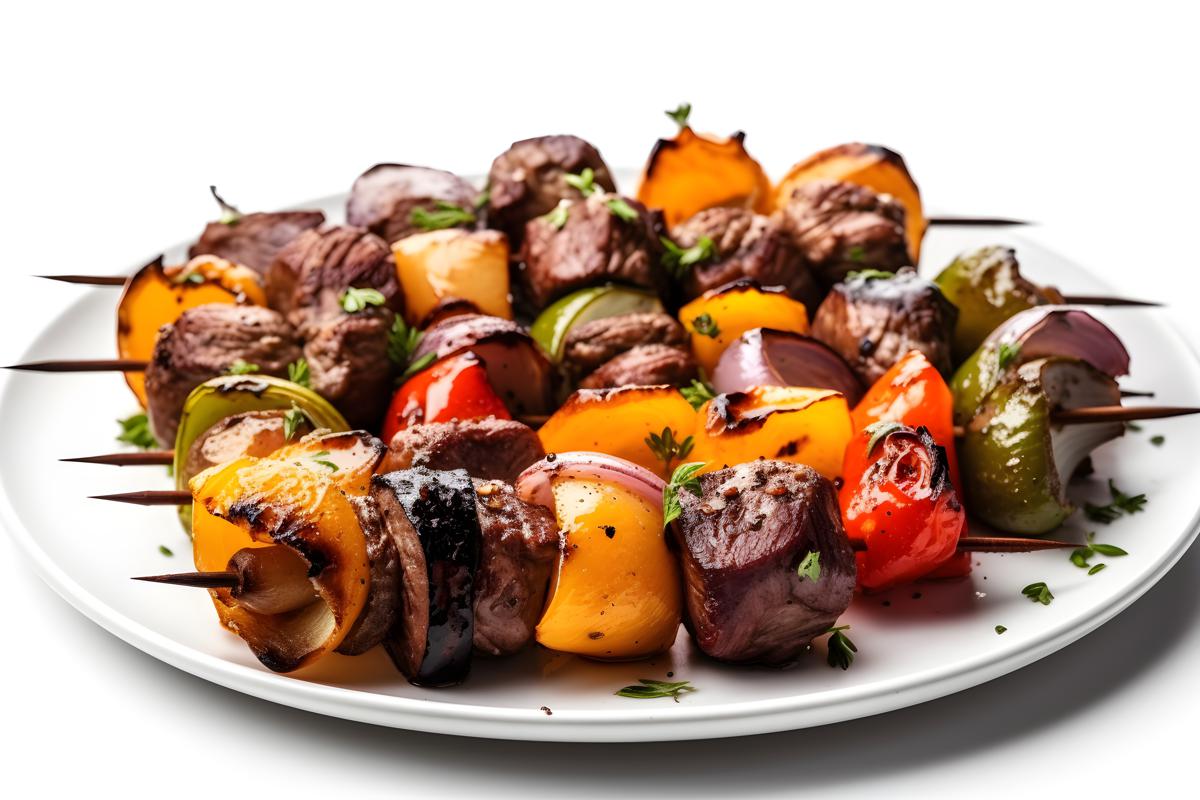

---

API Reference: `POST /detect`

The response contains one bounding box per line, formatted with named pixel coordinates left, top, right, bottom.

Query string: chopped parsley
left=544, top=200, right=570, bottom=230
left=660, top=235, right=716, bottom=280
left=287, top=358, right=310, bottom=388
left=309, top=450, right=338, bottom=472
left=691, top=313, right=720, bottom=338
left=825, top=625, right=858, bottom=670
left=665, top=102, right=692, bottom=130
left=847, top=245, right=867, bottom=263
left=645, top=427, right=695, bottom=472
left=680, top=378, right=716, bottom=411
left=174, top=271, right=206, bottom=285
left=1021, top=582, right=1054, bottom=605
left=1088, top=564, right=1107, bottom=575
left=797, top=550, right=821, bottom=582
left=1151, top=435, right=1165, bottom=446
left=615, top=678, right=695, bottom=702
left=1084, top=479, right=1148, bottom=524
left=994, top=625, right=1008, bottom=635
left=997, top=341, right=1022, bottom=370
left=605, top=197, right=639, bottom=223
left=846, top=268, right=894, bottom=281
left=474, top=188, right=491, bottom=210
left=158, top=545, right=174, bottom=557
left=386, top=316, right=436, bottom=380
left=340, top=286, right=386, bottom=313
left=282, top=404, right=309, bottom=442
left=409, top=201, right=476, bottom=231
left=226, top=359, right=260, bottom=375
left=116, top=412, right=157, bottom=450
left=564, top=167, right=598, bottom=197
left=662, top=461, right=705, bottom=527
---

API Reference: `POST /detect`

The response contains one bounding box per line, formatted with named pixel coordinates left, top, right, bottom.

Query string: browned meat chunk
left=486, top=135, right=615, bottom=245
left=671, top=207, right=822, bottom=311
left=265, top=225, right=402, bottom=336
left=346, top=163, right=478, bottom=244
left=380, top=418, right=545, bottom=484
left=562, top=312, right=688, bottom=377
left=674, top=460, right=856, bottom=665
left=145, top=304, right=302, bottom=446
left=471, top=479, right=559, bottom=656
left=579, top=344, right=697, bottom=389
left=190, top=210, right=325, bottom=276
left=811, top=267, right=958, bottom=384
left=775, top=180, right=909, bottom=290
left=518, top=193, right=666, bottom=309
left=337, top=494, right=404, bottom=656
left=182, top=409, right=312, bottom=481
left=302, top=308, right=396, bottom=429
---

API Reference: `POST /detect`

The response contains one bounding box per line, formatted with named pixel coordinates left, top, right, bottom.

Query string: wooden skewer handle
left=90, top=490, right=191, bottom=506
left=64, top=451, right=172, bottom=466
left=7, top=359, right=148, bottom=373
left=37, top=274, right=128, bottom=286
left=1060, top=294, right=1162, bottom=307
left=132, top=571, right=238, bottom=589
left=1054, top=405, right=1200, bottom=424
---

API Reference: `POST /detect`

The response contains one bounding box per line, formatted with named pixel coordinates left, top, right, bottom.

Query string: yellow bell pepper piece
left=679, top=283, right=809, bottom=375
left=392, top=229, right=512, bottom=325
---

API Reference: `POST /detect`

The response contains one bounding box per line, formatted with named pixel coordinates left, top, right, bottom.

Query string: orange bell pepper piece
left=679, top=282, right=810, bottom=375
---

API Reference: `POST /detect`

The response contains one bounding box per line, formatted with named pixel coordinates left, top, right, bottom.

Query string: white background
left=1, top=1, right=1197, bottom=796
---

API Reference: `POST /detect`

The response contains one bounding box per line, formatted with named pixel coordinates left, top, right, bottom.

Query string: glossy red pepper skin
left=839, top=424, right=965, bottom=591
left=381, top=353, right=511, bottom=443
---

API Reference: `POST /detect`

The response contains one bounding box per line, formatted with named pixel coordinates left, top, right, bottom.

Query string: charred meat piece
left=518, top=192, right=666, bottom=310
left=487, top=135, right=616, bottom=245
left=412, top=314, right=557, bottom=416
left=337, top=495, right=404, bottom=656
left=265, top=225, right=402, bottom=335
left=775, top=180, right=909, bottom=290
left=183, top=409, right=312, bottom=480
left=674, top=460, right=856, bottom=665
left=145, top=304, right=302, bottom=446
left=189, top=210, right=326, bottom=276
left=303, top=307, right=396, bottom=430
left=811, top=267, right=958, bottom=385
left=579, top=344, right=697, bottom=389
left=381, top=417, right=545, bottom=484
left=562, top=311, right=689, bottom=378
left=372, top=468, right=480, bottom=687
left=671, top=207, right=822, bottom=310
left=471, top=479, right=559, bottom=656
left=346, top=163, right=478, bottom=245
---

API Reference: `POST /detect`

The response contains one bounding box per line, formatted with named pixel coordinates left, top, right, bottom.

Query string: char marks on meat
left=487, top=135, right=616, bottom=245
left=811, top=267, right=958, bottom=384
left=347, top=163, right=478, bottom=244
left=671, top=207, right=822, bottom=311
left=518, top=192, right=666, bottom=310
left=381, top=418, right=545, bottom=484
left=303, top=307, right=396, bottom=429
left=775, top=180, right=909, bottom=290
left=471, top=479, right=559, bottom=656
left=265, top=225, right=402, bottom=336
left=674, top=460, right=856, bottom=665
left=578, top=344, right=697, bottom=389
left=562, top=312, right=688, bottom=377
left=190, top=210, right=326, bottom=275
left=145, top=304, right=302, bottom=446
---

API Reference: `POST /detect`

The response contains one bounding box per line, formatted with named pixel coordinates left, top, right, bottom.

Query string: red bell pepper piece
left=381, top=353, right=511, bottom=443
left=839, top=423, right=966, bottom=591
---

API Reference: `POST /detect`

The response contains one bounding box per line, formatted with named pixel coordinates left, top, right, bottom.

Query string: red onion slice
left=984, top=308, right=1130, bottom=378
left=515, top=451, right=666, bottom=514
left=711, top=328, right=866, bottom=405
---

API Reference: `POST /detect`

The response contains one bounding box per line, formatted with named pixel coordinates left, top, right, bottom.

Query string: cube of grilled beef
left=671, top=207, right=822, bottom=311
left=346, top=163, right=478, bottom=244
left=486, top=135, right=616, bottom=246
left=380, top=417, right=545, bottom=484
left=302, top=307, right=396, bottom=430
left=471, top=479, right=559, bottom=656
left=674, top=460, right=856, bottom=665
left=811, top=267, right=958, bottom=384
left=562, top=311, right=689, bottom=378
left=337, top=494, right=404, bottom=656
left=182, top=409, right=313, bottom=482
left=189, top=209, right=326, bottom=275
left=145, top=304, right=302, bottom=446
left=774, top=180, right=909, bottom=290
left=265, top=225, right=402, bottom=336
left=518, top=192, right=666, bottom=310
left=578, top=344, right=697, bottom=389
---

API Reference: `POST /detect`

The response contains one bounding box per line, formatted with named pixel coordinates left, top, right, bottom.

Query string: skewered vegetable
left=961, top=357, right=1123, bottom=534
left=516, top=453, right=682, bottom=660
left=391, top=229, right=512, bottom=325
left=679, top=280, right=810, bottom=375
left=530, top=284, right=665, bottom=363
left=711, top=328, right=864, bottom=404
left=381, top=353, right=511, bottom=443
left=840, top=423, right=964, bottom=591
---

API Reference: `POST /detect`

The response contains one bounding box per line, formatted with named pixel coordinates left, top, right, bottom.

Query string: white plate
left=1, top=190, right=1198, bottom=742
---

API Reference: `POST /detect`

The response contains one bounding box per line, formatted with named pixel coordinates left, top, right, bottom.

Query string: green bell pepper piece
left=530, top=284, right=664, bottom=362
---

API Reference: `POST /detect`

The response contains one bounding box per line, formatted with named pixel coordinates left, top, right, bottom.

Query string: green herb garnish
left=1126, top=422, right=1143, bottom=432
left=797, top=551, right=821, bottom=582
left=997, top=341, right=1022, bottom=370
left=309, top=450, right=338, bottom=472
left=995, top=625, right=1007, bottom=635
left=158, top=545, right=174, bottom=557
left=282, top=404, right=309, bottom=442
left=386, top=316, right=437, bottom=381
left=409, top=201, right=476, bottom=231
left=287, top=358, right=310, bottom=388
left=660, top=235, right=716, bottom=280
left=691, top=313, right=720, bottom=338
left=474, top=188, right=491, bottom=210
left=825, top=625, right=858, bottom=670
left=846, top=268, right=894, bottom=281
left=680, top=379, right=716, bottom=411
left=340, top=286, right=387, bottom=313
left=665, top=102, right=692, bottom=130
left=645, top=427, right=695, bottom=472
left=663, top=461, right=705, bottom=528
left=116, top=412, right=157, bottom=450
left=605, top=197, right=639, bottom=223
left=226, top=359, right=260, bottom=375
left=1088, top=563, right=1107, bottom=575
left=564, top=167, right=598, bottom=197
left=1084, top=479, right=1147, bottom=524
left=544, top=200, right=570, bottom=230
left=1151, top=435, right=1165, bottom=446
left=847, top=245, right=866, bottom=263
left=173, top=271, right=206, bottom=285
left=1021, top=582, right=1054, bottom=605
left=401, top=352, right=436, bottom=380
left=615, top=678, right=695, bottom=702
